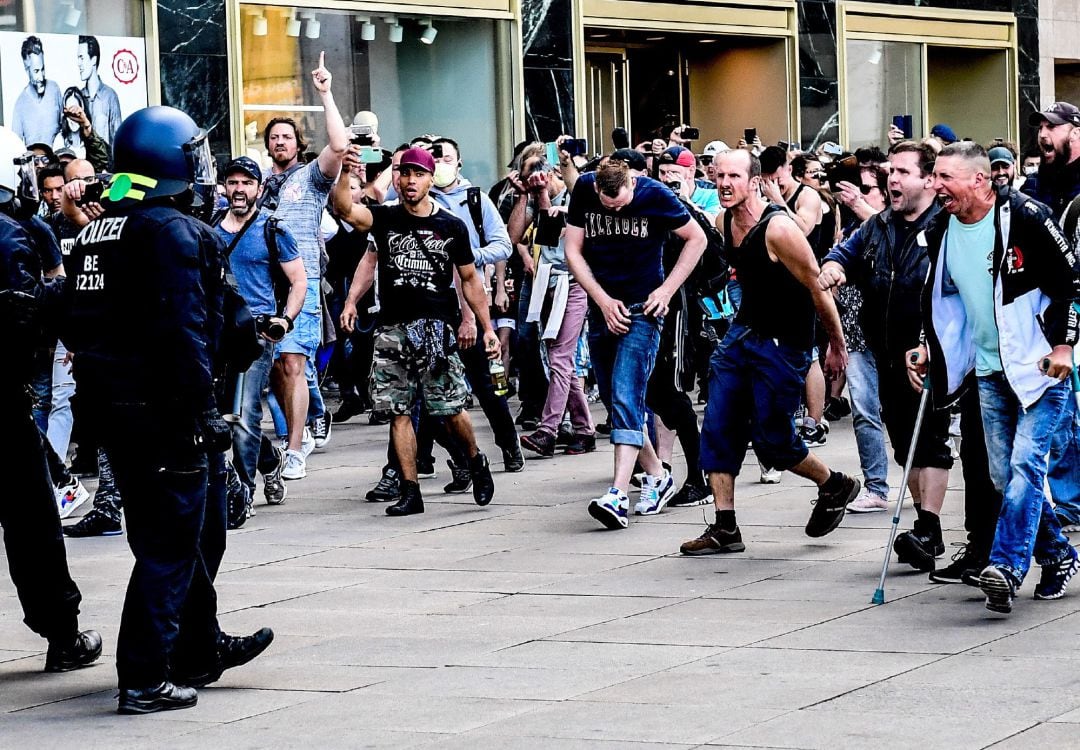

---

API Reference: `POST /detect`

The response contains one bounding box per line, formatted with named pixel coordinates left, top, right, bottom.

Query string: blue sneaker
left=634, top=471, right=676, bottom=515
left=588, top=488, right=629, bottom=530
left=1034, top=547, right=1080, bottom=600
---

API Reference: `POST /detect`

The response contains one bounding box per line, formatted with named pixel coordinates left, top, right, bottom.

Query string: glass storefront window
left=240, top=4, right=510, bottom=189
left=845, top=40, right=923, bottom=150
left=0, top=0, right=144, bottom=37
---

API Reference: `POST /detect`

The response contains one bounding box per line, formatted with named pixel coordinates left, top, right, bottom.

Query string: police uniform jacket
left=62, top=202, right=226, bottom=417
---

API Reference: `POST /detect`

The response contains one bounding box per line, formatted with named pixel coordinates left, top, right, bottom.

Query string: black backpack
left=211, top=209, right=291, bottom=315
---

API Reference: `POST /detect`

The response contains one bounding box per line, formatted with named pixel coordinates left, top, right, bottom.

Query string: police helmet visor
left=185, top=130, right=216, bottom=186
left=13, top=152, right=39, bottom=204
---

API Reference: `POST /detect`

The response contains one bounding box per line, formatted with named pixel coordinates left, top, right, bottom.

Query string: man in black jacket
left=819, top=141, right=956, bottom=573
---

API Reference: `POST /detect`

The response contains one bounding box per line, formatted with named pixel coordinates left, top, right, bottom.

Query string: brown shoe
left=680, top=522, right=745, bottom=555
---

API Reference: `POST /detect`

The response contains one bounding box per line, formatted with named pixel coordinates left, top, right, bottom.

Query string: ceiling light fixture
left=357, top=15, right=376, bottom=41
left=389, top=22, right=404, bottom=43
left=285, top=9, right=301, bottom=37
left=253, top=13, right=268, bottom=36
left=305, top=17, right=321, bottom=39
left=420, top=18, right=438, bottom=44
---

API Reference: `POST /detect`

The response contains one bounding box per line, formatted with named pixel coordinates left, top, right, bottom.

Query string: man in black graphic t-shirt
left=338, top=146, right=500, bottom=516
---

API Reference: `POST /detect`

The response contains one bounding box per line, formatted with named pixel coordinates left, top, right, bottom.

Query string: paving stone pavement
left=3, top=402, right=1079, bottom=749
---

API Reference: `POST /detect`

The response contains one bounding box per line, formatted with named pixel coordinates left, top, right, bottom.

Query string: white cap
left=701, top=140, right=728, bottom=157
left=351, top=110, right=379, bottom=133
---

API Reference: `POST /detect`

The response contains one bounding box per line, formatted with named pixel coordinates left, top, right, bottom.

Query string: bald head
left=64, top=159, right=94, bottom=182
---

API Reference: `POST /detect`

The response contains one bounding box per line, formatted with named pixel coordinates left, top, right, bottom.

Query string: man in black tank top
left=680, top=149, right=861, bottom=556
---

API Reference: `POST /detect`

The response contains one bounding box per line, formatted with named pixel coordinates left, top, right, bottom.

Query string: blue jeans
left=845, top=350, right=890, bottom=498
left=588, top=312, right=661, bottom=447
left=231, top=341, right=280, bottom=493
left=306, top=357, right=325, bottom=423
left=978, top=373, right=1073, bottom=583
left=1048, top=396, right=1080, bottom=524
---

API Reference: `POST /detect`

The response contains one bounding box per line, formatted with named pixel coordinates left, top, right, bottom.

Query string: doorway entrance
left=584, top=28, right=794, bottom=155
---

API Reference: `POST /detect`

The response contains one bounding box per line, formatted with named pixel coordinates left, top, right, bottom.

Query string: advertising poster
left=0, top=30, right=147, bottom=150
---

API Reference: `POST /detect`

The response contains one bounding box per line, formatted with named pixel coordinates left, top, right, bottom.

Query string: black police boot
left=45, top=630, right=102, bottom=672
left=502, top=443, right=525, bottom=473
left=386, top=480, right=424, bottom=516
left=443, top=460, right=472, bottom=494
left=366, top=466, right=401, bottom=502
left=174, top=627, right=275, bottom=688
left=470, top=452, right=495, bottom=507
left=118, top=682, right=198, bottom=715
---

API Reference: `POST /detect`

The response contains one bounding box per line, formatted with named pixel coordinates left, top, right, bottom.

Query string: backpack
left=466, top=186, right=487, bottom=247
left=678, top=196, right=729, bottom=295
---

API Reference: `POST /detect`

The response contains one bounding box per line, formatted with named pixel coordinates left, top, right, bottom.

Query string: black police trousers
left=100, top=404, right=224, bottom=688
left=0, top=389, right=82, bottom=643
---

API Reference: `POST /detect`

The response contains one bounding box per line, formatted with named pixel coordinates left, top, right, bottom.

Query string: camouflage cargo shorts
left=369, top=323, right=468, bottom=416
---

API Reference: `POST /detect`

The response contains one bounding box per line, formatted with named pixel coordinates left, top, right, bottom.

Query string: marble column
left=521, top=0, right=575, bottom=142
left=156, top=0, right=232, bottom=158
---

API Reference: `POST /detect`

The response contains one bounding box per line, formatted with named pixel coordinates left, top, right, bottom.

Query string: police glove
left=197, top=407, right=233, bottom=453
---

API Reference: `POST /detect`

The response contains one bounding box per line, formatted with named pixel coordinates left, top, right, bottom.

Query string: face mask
left=1023, top=165, right=1038, bottom=176
left=433, top=162, right=457, bottom=189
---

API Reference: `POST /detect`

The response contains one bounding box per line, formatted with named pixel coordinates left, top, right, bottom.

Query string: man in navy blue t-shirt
left=565, top=158, right=706, bottom=529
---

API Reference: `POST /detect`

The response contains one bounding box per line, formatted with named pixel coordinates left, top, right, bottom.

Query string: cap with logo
left=658, top=146, right=696, bottom=168
left=399, top=146, right=436, bottom=174
left=987, top=146, right=1014, bottom=166
left=223, top=156, right=262, bottom=183
left=1028, top=101, right=1080, bottom=128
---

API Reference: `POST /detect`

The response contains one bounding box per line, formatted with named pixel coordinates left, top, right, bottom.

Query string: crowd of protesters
left=3, top=48, right=1080, bottom=714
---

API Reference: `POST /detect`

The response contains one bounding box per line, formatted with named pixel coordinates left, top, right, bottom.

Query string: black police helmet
left=108, top=106, right=216, bottom=204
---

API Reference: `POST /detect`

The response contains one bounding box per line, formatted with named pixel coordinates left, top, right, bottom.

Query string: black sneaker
left=893, top=529, right=945, bottom=572
left=823, top=396, right=851, bottom=422
left=332, top=397, right=366, bottom=424
left=564, top=433, right=597, bottom=456
left=368, top=410, right=391, bottom=426
left=680, top=522, right=745, bottom=555
left=1034, top=548, right=1080, bottom=600
left=805, top=474, right=858, bottom=538
left=668, top=483, right=711, bottom=507
left=928, top=543, right=987, bottom=584
left=64, top=510, right=123, bottom=537
left=520, top=430, right=556, bottom=458
left=555, top=427, right=575, bottom=447
left=515, top=410, right=540, bottom=431
left=799, top=423, right=828, bottom=447
left=443, top=460, right=472, bottom=494
left=45, top=630, right=102, bottom=672
left=311, top=411, right=332, bottom=449
left=416, top=457, right=437, bottom=479
left=979, top=565, right=1017, bottom=614
left=365, top=466, right=401, bottom=502
left=594, top=420, right=612, bottom=436
left=502, top=444, right=526, bottom=473
left=470, top=452, right=495, bottom=506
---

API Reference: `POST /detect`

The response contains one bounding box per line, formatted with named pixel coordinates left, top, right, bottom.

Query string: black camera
left=77, top=176, right=108, bottom=206
left=681, top=127, right=700, bottom=141
left=563, top=138, right=588, bottom=157
left=254, top=314, right=288, bottom=342
left=430, top=143, right=444, bottom=159
left=349, top=124, right=375, bottom=147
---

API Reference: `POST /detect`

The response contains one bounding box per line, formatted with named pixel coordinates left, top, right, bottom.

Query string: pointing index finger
left=319, top=51, right=325, bottom=69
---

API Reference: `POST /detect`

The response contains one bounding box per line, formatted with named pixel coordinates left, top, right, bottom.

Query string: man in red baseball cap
left=333, top=144, right=501, bottom=516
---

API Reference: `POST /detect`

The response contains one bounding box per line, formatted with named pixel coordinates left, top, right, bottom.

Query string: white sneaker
left=282, top=449, right=307, bottom=480
left=635, top=471, right=676, bottom=515
left=588, top=488, right=629, bottom=529
left=846, top=490, right=888, bottom=513
left=56, top=477, right=90, bottom=519
left=301, top=427, right=316, bottom=458
left=759, top=466, right=782, bottom=484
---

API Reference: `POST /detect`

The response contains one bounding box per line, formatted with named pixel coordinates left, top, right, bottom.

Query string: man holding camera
left=214, top=157, right=307, bottom=507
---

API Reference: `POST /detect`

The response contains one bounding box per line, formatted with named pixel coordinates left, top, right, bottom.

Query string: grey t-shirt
left=271, top=161, right=336, bottom=278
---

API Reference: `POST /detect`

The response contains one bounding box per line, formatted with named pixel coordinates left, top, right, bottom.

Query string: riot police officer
left=0, top=126, right=102, bottom=673
left=63, top=106, right=272, bottom=715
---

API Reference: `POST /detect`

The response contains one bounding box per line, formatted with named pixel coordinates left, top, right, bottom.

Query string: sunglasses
left=859, top=183, right=879, bottom=195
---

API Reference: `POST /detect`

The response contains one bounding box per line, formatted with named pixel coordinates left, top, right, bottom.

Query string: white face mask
left=1023, top=165, right=1038, bottom=176
left=433, top=162, right=457, bottom=189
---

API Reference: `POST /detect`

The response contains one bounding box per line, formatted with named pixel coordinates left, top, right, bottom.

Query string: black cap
left=610, top=148, right=647, bottom=172
left=223, top=156, right=262, bottom=183
left=1029, top=101, right=1080, bottom=128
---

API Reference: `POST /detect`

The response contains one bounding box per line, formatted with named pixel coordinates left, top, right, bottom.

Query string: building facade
left=0, top=0, right=1057, bottom=187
